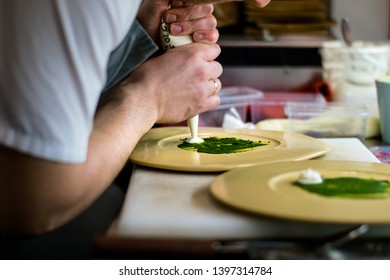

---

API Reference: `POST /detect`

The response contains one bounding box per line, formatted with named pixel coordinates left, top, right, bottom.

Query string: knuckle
left=209, top=16, right=218, bottom=29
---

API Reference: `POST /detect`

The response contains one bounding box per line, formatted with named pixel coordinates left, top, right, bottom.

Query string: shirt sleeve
left=104, top=20, right=159, bottom=91
left=0, top=0, right=145, bottom=163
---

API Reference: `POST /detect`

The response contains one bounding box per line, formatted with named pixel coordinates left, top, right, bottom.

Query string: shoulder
left=0, top=0, right=143, bottom=163
left=1, top=0, right=141, bottom=48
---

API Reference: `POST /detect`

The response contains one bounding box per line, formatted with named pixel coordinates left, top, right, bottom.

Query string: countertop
left=111, top=138, right=389, bottom=240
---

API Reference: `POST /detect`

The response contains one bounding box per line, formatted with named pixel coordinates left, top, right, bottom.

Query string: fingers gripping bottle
left=160, top=8, right=204, bottom=143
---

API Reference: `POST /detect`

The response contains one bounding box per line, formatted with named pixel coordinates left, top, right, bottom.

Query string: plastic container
left=250, top=92, right=326, bottom=123
left=320, top=40, right=390, bottom=102
left=284, top=102, right=369, bottom=142
left=219, top=86, right=263, bottom=105
left=343, top=41, right=389, bottom=85
left=199, top=103, right=248, bottom=127
left=320, top=40, right=390, bottom=84
left=199, top=86, right=263, bottom=127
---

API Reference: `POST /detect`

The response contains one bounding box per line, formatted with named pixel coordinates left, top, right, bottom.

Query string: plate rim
left=130, top=127, right=331, bottom=172
left=210, top=160, right=390, bottom=224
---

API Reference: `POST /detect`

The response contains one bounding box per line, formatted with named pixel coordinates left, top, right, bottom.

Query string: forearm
left=0, top=87, right=156, bottom=236
left=0, top=28, right=221, bottom=236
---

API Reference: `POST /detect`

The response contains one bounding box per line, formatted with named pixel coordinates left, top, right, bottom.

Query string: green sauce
left=293, top=177, right=390, bottom=199
left=178, top=136, right=268, bottom=154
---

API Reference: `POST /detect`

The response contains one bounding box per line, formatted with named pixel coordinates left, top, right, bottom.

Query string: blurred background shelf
left=213, top=0, right=389, bottom=92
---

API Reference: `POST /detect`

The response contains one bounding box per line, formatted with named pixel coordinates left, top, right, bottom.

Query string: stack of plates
left=244, top=0, right=335, bottom=36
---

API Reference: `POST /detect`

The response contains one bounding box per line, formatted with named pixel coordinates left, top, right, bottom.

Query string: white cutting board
left=113, top=138, right=383, bottom=239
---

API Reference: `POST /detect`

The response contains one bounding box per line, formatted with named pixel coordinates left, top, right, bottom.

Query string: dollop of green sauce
left=293, top=177, right=390, bottom=199
left=178, top=136, right=268, bottom=154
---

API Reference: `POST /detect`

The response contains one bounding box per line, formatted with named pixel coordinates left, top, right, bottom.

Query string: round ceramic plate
left=211, top=160, right=390, bottom=224
left=129, top=127, right=330, bottom=172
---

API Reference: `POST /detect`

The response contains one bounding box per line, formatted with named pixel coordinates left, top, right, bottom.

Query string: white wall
left=331, top=0, right=389, bottom=41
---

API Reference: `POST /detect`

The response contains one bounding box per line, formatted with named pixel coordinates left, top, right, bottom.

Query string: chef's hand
left=164, top=1, right=218, bottom=44
left=252, top=0, right=272, bottom=7
left=184, top=0, right=271, bottom=8
left=120, top=42, right=222, bottom=124
left=158, top=0, right=273, bottom=43
left=137, top=0, right=218, bottom=45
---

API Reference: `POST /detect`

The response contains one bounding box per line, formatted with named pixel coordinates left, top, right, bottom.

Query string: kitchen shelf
left=217, top=34, right=333, bottom=67
left=219, top=34, right=334, bottom=48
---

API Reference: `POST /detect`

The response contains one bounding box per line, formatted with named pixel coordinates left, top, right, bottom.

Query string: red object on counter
left=369, top=146, right=390, bottom=163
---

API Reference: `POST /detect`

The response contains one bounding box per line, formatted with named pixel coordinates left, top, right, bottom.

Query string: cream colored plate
left=211, top=160, right=390, bottom=224
left=130, top=127, right=330, bottom=172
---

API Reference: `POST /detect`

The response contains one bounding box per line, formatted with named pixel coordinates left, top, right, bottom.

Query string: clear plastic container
left=284, top=102, right=369, bottom=141
left=199, top=86, right=263, bottom=127
left=218, top=86, right=263, bottom=105
left=250, top=92, right=326, bottom=123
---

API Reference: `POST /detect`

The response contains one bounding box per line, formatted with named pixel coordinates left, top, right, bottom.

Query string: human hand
left=253, top=0, right=272, bottom=7
left=164, top=1, right=218, bottom=44
left=184, top=0, right=271, bottom=8
left=121, top=43, right=223, bottom=124
left=137, top=0, right=218, bottom=45
left=159, top=0, right=272, bottom=42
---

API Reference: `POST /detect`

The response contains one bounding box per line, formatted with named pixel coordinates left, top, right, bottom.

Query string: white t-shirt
left=0, top=0, right=145, bottom=163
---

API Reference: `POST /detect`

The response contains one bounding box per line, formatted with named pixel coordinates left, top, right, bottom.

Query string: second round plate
left=211, top=160, right=390, bottom=224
